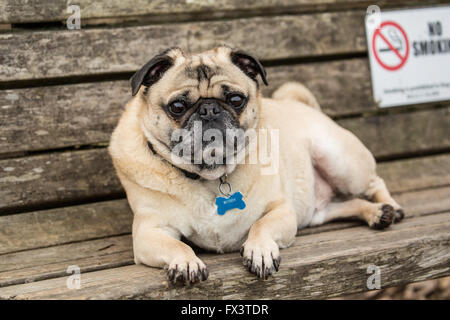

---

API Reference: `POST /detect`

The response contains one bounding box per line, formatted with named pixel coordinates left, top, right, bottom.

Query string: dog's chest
left=185, top=190, right=264, bottom=253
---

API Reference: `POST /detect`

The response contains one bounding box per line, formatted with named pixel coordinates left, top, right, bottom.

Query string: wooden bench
left=0, top=0, right=449, bottom=299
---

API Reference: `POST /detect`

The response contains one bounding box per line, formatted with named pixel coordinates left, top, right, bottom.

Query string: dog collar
left=147, top=141, right=201, bottom=180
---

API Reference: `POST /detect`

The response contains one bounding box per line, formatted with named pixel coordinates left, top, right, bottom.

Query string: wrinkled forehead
left=161, top=49, right=253, bottom=96
left=171, top=46, right=232, bottom=68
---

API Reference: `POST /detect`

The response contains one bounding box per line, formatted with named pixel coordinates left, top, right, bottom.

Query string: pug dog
left=109, top=46, right=404, bottom=283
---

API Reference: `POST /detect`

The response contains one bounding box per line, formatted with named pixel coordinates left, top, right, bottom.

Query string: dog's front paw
left=167, top=256, right=208, bottom=284
left=240, top=237, right=281, bottom=280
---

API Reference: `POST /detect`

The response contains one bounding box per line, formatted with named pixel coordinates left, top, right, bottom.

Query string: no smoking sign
left=372, top=21, right=410, bottom=71
left=365, top=6, right=450, bottom=107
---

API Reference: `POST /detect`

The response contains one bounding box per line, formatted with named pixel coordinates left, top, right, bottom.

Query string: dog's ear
left=230, top=50, right=268, bottom=86
left=130, top=51, right=175, bottom=96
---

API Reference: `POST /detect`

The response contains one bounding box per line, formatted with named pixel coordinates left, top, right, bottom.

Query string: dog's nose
left=198, top=102, right=222, bottom=121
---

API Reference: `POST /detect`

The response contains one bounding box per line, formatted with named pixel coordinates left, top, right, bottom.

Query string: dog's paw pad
left=371, top=204, right=394, bottom=229
left=167, top=258, right=208, bottom=285
left=394, top=208, right=405, bottom=223
left=241, top=238, right=280, bottom=280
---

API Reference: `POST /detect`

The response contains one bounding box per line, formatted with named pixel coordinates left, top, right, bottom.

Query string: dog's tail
left=271, top=82, right=321, bottom=111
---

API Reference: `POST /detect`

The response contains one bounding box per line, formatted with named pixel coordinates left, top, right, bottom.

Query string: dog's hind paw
left=394, top=208, right=405, bottom=223
left=370, top=204, right=395, bottom=230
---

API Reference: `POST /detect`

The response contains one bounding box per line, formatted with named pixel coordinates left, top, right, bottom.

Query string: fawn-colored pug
left=109, top=46, right=404, bottom=283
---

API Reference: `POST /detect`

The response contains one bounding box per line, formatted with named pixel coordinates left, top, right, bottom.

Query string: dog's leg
left=133, top=218, right=208, bottom=284
left=310, top=116, right=405, bottom=226
left=311, top=198, right=395, bottom=229
left=241, top=199, right=297, bottom=279
left=366, top=176, right=404, bottom=222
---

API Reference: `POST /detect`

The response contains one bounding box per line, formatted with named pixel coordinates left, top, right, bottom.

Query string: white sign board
left=365, top=6, right=450, bottom=107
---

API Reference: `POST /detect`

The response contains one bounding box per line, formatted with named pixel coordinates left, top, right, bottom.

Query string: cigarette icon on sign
left=378, top=28, right=403, bottom=52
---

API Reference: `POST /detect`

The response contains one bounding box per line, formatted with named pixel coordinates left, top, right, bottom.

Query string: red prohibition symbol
left=372, top=21, right=410, bottom=71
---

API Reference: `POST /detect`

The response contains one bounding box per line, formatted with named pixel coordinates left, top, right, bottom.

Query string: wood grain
left=377, top=154, right=450, bottom=193
left=0, top=58, right=376, bottom=154
left=0, top=235, right=133, bottom=288
left=1, top=185, right=449, bottom=288
left=339, top=107, right=450, bottom=159
left=1, top=180, right=449, bottom=257
left=1, top=147, right=449, bottom=214
left=0, top=212, right=448, bottom=299
left=0, top=81, right=129, bottom=156
left=0, top=11, right=367, bottom=82
left=1, top=60, right=448, bottom=156
left=0, top=148, right=123, bottom=214
left=1, top=0, right=449, bottom=24
left=0, top=199, right=132, bottom=255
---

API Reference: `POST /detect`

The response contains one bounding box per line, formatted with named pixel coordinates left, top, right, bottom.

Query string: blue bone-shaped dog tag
left=215, top=192, right=246, bottom=215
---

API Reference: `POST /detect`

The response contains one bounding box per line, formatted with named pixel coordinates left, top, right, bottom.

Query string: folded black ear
left=230, top=50, right=268, bottom=86
left=130, top=52, right=174, bottom=96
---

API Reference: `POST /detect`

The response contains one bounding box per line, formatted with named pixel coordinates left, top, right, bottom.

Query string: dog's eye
left=169, top=101, right=186, bottom=115
left=227, top=94, right=246, bottom=109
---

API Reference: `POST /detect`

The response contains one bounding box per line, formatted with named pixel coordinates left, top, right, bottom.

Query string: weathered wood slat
left=0, top=81, right=128, bottom=156
left=1, top=182, right=449, bottom=257
left=0, top=212, right=448, bottom=299
left=1, top=0, right=449, bottom=24
left=1, top=89, right=448, bottom=160
left=0, top=199, right=132, bottom=255
left=0, top=11, right=368, bottom=82
left=339, top=107, right=450, bottom=159
left=0, top=58, right=376, bottom=154
left=0, top=235, right=133, bottom=288
left=1, top=59, right=448, bottom=156
left=1, top=143, right=449, bottom=214
left=0, top=149, right=123, bottom=214
left=269, top=58, right=375, bottom=117
left=376, top=154, right=450, bottom=193
left=1, top=185, right=449, bottom=288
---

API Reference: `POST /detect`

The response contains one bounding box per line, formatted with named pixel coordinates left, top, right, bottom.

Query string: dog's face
left=131, top=46, right=267, bottom=180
